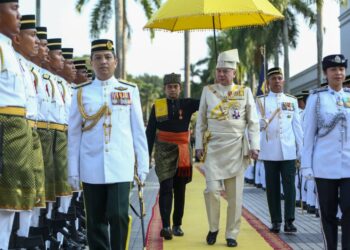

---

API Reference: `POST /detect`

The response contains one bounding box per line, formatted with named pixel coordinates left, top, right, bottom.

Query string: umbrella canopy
left=144, top=0, right=284, bottom=31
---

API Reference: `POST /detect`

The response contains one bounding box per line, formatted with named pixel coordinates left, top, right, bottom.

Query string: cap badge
left=335, top=55, right=341, bottom=63
left=106, top=41, right=113, bottom=50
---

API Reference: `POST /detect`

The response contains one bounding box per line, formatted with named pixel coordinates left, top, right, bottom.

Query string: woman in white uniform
left=302, top=54, right=350, bottom=250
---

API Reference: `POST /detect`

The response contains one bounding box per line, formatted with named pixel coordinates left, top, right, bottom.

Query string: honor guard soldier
left=256, top=67, right=303, bottom=234
left=73, top=59, right=89, bottom=86
left=146, top=73, right=199, bottom=240
left=0, top=1, right=38, bottom=249
left=68, top=39, right=149, bottom=250
left=195, top=49, right=260, bottom=247
left=11, top=14, right=47, bottom=248
left=302, top=54, right=350, bottom=250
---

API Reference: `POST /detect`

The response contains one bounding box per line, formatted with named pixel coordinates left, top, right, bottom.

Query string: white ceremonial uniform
left=0, top=34, right=27, bottom=108
left=302, top=87, right=350, bottom=178
left=68, top=76, right=149, bottom=184
left=0, top=34, right=28, bottom=250
left=42, top=71, right=65, bottom=124
left=16, top=54, right=40, bottom=238
left=56, top=76, right=72, bottom=124
left=257, top=91, right=303, bottom=161
left=31, top=64, right=51, bottom=122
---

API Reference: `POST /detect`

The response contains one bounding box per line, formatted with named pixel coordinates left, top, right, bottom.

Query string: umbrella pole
left=212, top=16, right=218, bottom=61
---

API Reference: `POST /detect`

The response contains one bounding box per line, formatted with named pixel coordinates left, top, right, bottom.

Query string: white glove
left=138, top=172, right=147, bottom=184
left=68, top=176, right=80, bottom=191
left=301, top=168, right=313, bottom=179
left=259, top=118, right=268, bottom=130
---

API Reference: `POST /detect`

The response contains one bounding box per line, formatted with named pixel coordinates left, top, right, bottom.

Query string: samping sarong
left=154, top=131, right=193, bottom=183
left=31, top=129, right=46, bottom=207
left=53, top=130, right=71, bottom=196
left=0, top=115, right=35, bottom=210
left=37, top=128, right=56, bottom=202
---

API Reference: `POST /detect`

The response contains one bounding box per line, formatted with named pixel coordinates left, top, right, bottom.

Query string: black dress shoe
left=269, top=223, right=281, bottom=233
left=226, top=238, right=238, bottom=247
left=172, top=225, right=184, bottom=236
left=307, top=205, right=316, bottom=214
left=295, top=200, right=301, bottom=207
left=315, top=209, right=320, bottom=218
left=160, top=227, right=173, bottom=240
left=206, top=230, right=219, bottom=245
left=284, top=222, right=297, bottom=233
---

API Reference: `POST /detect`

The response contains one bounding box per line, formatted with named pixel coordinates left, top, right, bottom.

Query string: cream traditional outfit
left=195, top=49, right=260, bottom=241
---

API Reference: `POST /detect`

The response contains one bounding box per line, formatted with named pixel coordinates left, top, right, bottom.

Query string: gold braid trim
left=0, top=46, right=3, bottom=72
left=57, top=81, right=66, bottom=102
left=47, top=78, right=55, bottom=98
left=30, top=67, right=39, bottom=92
left=77, top=87, right=108, bottom=131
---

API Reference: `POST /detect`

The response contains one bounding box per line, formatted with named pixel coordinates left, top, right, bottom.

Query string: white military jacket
left=302, top=87, right=350, bottom=179
left=30, top=64, right=51, bottom=122
left=257, top=91, right=303, bottom=161
left=41, top=70, right=65, bottom=124
left=17, top=53, right=38, bottom=120
left=56, top=76, right=72, bottom=124
left=68, top=76, right=149, bottom=184
left=0, top=33, right=27, bottom=107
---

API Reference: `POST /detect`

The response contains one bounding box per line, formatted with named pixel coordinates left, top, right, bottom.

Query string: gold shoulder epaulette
left=75, top=81, right=92, bottom=89
left=285, top=93, right=297, bottom=99
left=310, top=86, right=328, bottom=94
left=119, top=79, right=136, bottom=88
left=43, top=73, right=50, bottom=80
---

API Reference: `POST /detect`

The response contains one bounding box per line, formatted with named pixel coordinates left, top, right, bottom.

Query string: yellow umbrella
left=144, top=0, right=284, bottom=31
left=144, top=0, right=283, bottom=59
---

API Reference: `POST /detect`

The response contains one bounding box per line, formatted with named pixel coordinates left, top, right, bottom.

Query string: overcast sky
left=19, top=0, right=341, bottom=78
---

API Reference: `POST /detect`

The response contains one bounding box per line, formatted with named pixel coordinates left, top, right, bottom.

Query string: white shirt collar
left=328, top=86, right=344, bottom=96
left=0, top=33, right=12, bottom=46
left=268, top=91, right=284, bottom=97
left=95, top=75, right=117, bottom=86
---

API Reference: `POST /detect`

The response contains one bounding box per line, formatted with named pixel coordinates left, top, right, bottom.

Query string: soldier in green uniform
left=0, top=1, right=37, bottom=249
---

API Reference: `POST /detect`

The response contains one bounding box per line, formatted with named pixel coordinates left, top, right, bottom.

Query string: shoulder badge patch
left=285, top=94, right=297, bottom=99
left=310, top=86, right=328, bottom=94
left=119, top=79, right=136, bottom=88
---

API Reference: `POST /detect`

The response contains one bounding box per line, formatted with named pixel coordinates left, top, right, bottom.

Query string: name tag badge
left=282, top=102, right=294, bottom=111
left=111, top=92, right=131, bottom=105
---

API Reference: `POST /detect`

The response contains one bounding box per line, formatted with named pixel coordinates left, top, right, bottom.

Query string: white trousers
left=204, top=170, right=244, bottom=240
left=244, top=165, right=254, bottom=180
left=18, top=210, right=32, bottom=237
left=306, top=179, right=316, bottom=206
left=0, top=210, right=15, bottom=249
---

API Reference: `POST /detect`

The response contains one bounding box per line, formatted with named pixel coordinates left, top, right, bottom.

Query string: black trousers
left=159, top=175, right=187, bottom=228
left=83, top=182, right=131, bottom=250
left=264, top=160, right=296, bottom=224
left=315, top=178, right=350, bottom=250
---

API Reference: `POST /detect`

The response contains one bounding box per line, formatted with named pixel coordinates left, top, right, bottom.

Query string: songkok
left=163, top=73, right=181, bottom=85
left=267, top=67, right=283, bottom=77
left=47, top=38, right=62, bottom=51
left=322, top=54, right=347, bottom=71
left=91, top=39, right=114, bottom=53
left=295, top=92, right=309, bottom=101
left=320, top=81, right=328, bottom=87
left=0, top=0, right=18, bottom=3
left=62, top=48, right=74, bottom=60
left=87, top=69, right=93, bottom=78
left=216, top=49, right=239, bottom=69
left=74, top=60, right=87, bottom=70
left=36, top=27, right=47, bottom=40
left=20, top=15, right=36, bottom=30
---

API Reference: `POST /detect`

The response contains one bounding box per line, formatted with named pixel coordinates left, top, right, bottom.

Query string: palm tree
left=36, top=0, right=41, bottom=25
left=307, top=0, right=347, bottom=86
left=75, top=0, right=160, bottom=78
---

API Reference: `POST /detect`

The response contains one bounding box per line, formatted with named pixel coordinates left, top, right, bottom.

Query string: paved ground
left=129, top=167, right=340, bottom=250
